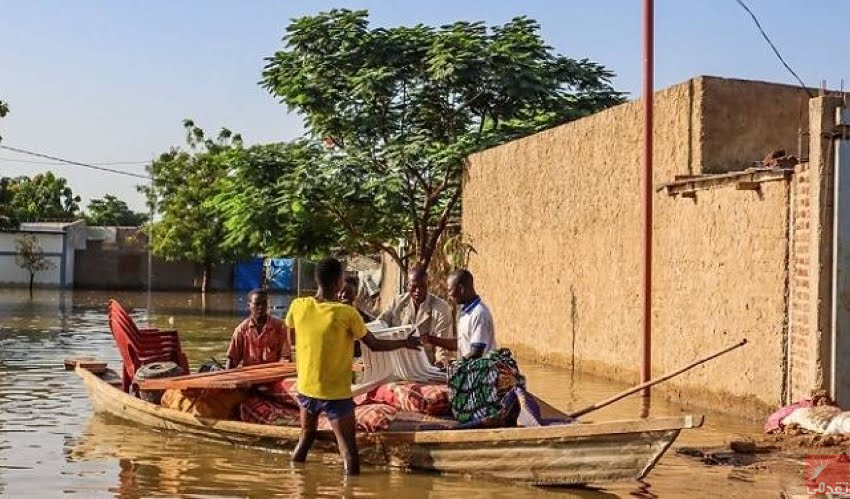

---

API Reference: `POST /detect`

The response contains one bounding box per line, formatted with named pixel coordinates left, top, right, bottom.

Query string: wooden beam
left=736, top=182, right=761, bottom=191
left=138, top=362, right=297, bottom=390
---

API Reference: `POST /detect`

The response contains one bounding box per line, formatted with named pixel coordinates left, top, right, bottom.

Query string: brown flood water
left=0, top=289, right=804, bottom=498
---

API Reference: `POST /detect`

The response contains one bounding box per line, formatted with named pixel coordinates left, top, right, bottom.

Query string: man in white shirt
left=422, top=269, right=496, bottom=360
left=377, top=267, right=455, bottom=367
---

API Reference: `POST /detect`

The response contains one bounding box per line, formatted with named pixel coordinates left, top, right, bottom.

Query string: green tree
left=0, top=176, right=17, bottom=228
left=6, top=172, right=81, bottom=222
left=0, top=99, right=9, bottom=144
left=84, top=195, right=148, bottom=226
left=141, top=120, right=244, bottom=293
left=0, top=101, right=13, bottom=226
left=260, top=10, right=624, bottom=269
left=14, top=234, right=56, bottom=297
left=210, top=140, right=343, bottom=258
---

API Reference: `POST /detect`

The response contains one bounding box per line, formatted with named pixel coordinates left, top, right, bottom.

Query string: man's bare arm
left=421, top=334, right=457, bottom=351
left=361, top=332, right=421, bottom=352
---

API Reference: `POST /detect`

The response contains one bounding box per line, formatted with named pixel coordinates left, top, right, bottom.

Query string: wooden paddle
left=567, top=338, right=748, bottom=419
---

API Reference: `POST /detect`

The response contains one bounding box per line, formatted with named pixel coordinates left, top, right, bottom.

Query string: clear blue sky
left=1, top=0, right=847, bottom=211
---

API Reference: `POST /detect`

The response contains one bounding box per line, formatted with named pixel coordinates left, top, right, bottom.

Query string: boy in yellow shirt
left=286, top=257, right=420, bottom=474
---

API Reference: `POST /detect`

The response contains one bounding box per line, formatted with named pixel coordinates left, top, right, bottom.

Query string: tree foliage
left=0, top=99, right=8, bottom=143
left=1, top=172, right=81, bottom=223
left=0, top=177, right=17, bottom=228
left=141, top=120, right=245, bottom=292
left=260, top=9, right=624, bottom=268
left=210, top=140, right=344, bottom=258
left=14, top=234, right=56, bottom=295
left=84, top=194, right=148, bottom=226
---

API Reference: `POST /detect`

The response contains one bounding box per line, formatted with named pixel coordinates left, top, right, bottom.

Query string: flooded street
left=0, top=289, right=802, bottom=498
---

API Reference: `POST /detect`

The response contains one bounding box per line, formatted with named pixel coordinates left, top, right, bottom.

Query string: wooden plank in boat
left=64, top=357, right=108, bottom=374
left=137, top=362, right=297, bottom=390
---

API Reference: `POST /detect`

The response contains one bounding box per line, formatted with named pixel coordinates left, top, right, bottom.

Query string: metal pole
left=296, top=257, right=301, bottom=296
left=147, top=175, right=154, bottom=327
left=641, top=0, right=654, bottom=397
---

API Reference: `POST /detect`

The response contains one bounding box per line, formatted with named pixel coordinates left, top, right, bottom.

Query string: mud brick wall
left=463, top=76, right=807, bottom=417
left=790, top=162, right=815, bottom=401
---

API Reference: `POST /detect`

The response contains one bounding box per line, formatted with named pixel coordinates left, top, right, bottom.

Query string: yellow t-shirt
left=285, top=297, right=367, bottom=400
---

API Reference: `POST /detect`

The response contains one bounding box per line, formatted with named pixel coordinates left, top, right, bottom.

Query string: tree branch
left=420, top=186, right=461, bottom=268
left=327, top=204, right=403, bottom=266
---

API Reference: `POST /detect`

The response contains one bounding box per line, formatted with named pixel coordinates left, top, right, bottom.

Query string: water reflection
left=0, top=288, right=804, bottom=497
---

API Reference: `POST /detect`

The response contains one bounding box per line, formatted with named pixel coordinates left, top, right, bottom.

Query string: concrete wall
left=74, top=245, right=233, bottom=291
left=63, top=222, right=88, bottom=287
left=463, top=76, right=805, bottom=417
left=73, top=227, right=233, bottom=291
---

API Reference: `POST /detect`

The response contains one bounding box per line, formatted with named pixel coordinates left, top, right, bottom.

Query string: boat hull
left=76, top=366, right=701, bottom=485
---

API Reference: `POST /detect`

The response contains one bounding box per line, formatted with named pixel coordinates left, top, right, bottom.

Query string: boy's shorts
left=296, top=394, right=355, bottom=421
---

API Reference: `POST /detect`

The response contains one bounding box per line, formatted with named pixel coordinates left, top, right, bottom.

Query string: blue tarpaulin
left=267, top=258, right=293, bottom=292
left=234, top=258, right=264, bottom=291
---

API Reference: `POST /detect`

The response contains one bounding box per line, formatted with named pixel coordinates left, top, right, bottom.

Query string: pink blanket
left=764, top=399, right=814, bottom=433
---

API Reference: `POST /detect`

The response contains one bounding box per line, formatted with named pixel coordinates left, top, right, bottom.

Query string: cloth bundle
left=448, top=349, right=525, bottom=427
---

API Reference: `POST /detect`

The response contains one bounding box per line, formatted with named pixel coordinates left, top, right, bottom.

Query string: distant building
left=0, top=220, right=88, bottom=288
left=74, top=226, right=233, bottom=291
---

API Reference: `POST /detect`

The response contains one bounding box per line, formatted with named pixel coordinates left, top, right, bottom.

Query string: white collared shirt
left=456, top=297, right=497, bottom=358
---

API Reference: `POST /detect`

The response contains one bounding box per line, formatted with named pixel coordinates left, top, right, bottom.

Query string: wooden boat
left=75, top=365, right=703, bottom=485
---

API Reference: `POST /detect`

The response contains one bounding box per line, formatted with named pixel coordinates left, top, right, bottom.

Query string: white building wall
left=0, top=232, right=65, bottom=287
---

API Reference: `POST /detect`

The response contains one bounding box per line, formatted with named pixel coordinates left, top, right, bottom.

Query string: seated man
left=338, top=274, right=373, bottom=358
left=287, top=257, right=421, bottom=474
left=225, top=289, right=291, bottom=369
left=421, top=269, right=497, bottom=361
left=378, top=267, right=454, bottom=368
left=338, top=275, right=375, bottom=323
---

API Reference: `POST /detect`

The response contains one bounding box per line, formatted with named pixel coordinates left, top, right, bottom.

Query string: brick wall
left=790, top=162, right=814, bottom=400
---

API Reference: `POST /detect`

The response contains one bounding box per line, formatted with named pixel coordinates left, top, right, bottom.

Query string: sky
left=0, top=0, right=848, bottom=211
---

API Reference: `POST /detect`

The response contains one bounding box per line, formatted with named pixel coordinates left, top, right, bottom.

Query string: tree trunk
left=201, top=263, right=211, bottom=294
left=418, top=241, right=435, bottom=271
left=28, top=272, right=34, bottom=298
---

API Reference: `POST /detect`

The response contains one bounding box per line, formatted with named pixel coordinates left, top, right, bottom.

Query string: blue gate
left=234, top=257, right=264, bottom=291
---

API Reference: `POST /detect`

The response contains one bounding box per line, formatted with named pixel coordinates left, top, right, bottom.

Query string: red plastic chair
left=107, top=299, right=190, bottom=392
left=111, top=312, right=181, bottom=349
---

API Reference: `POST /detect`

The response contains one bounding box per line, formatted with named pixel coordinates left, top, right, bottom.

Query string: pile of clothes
left=764, top=389, right=850, bottom=435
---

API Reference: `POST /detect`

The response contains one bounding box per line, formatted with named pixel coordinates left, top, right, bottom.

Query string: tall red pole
left=641, top=0, right=654, bottom=397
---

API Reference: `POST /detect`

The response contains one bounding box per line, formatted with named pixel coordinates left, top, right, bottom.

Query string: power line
left=0, top=156, right=150, bottom=166
left=734, top=0, right=814, bottom=98
left=0, top=144, right=151, bottom=180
